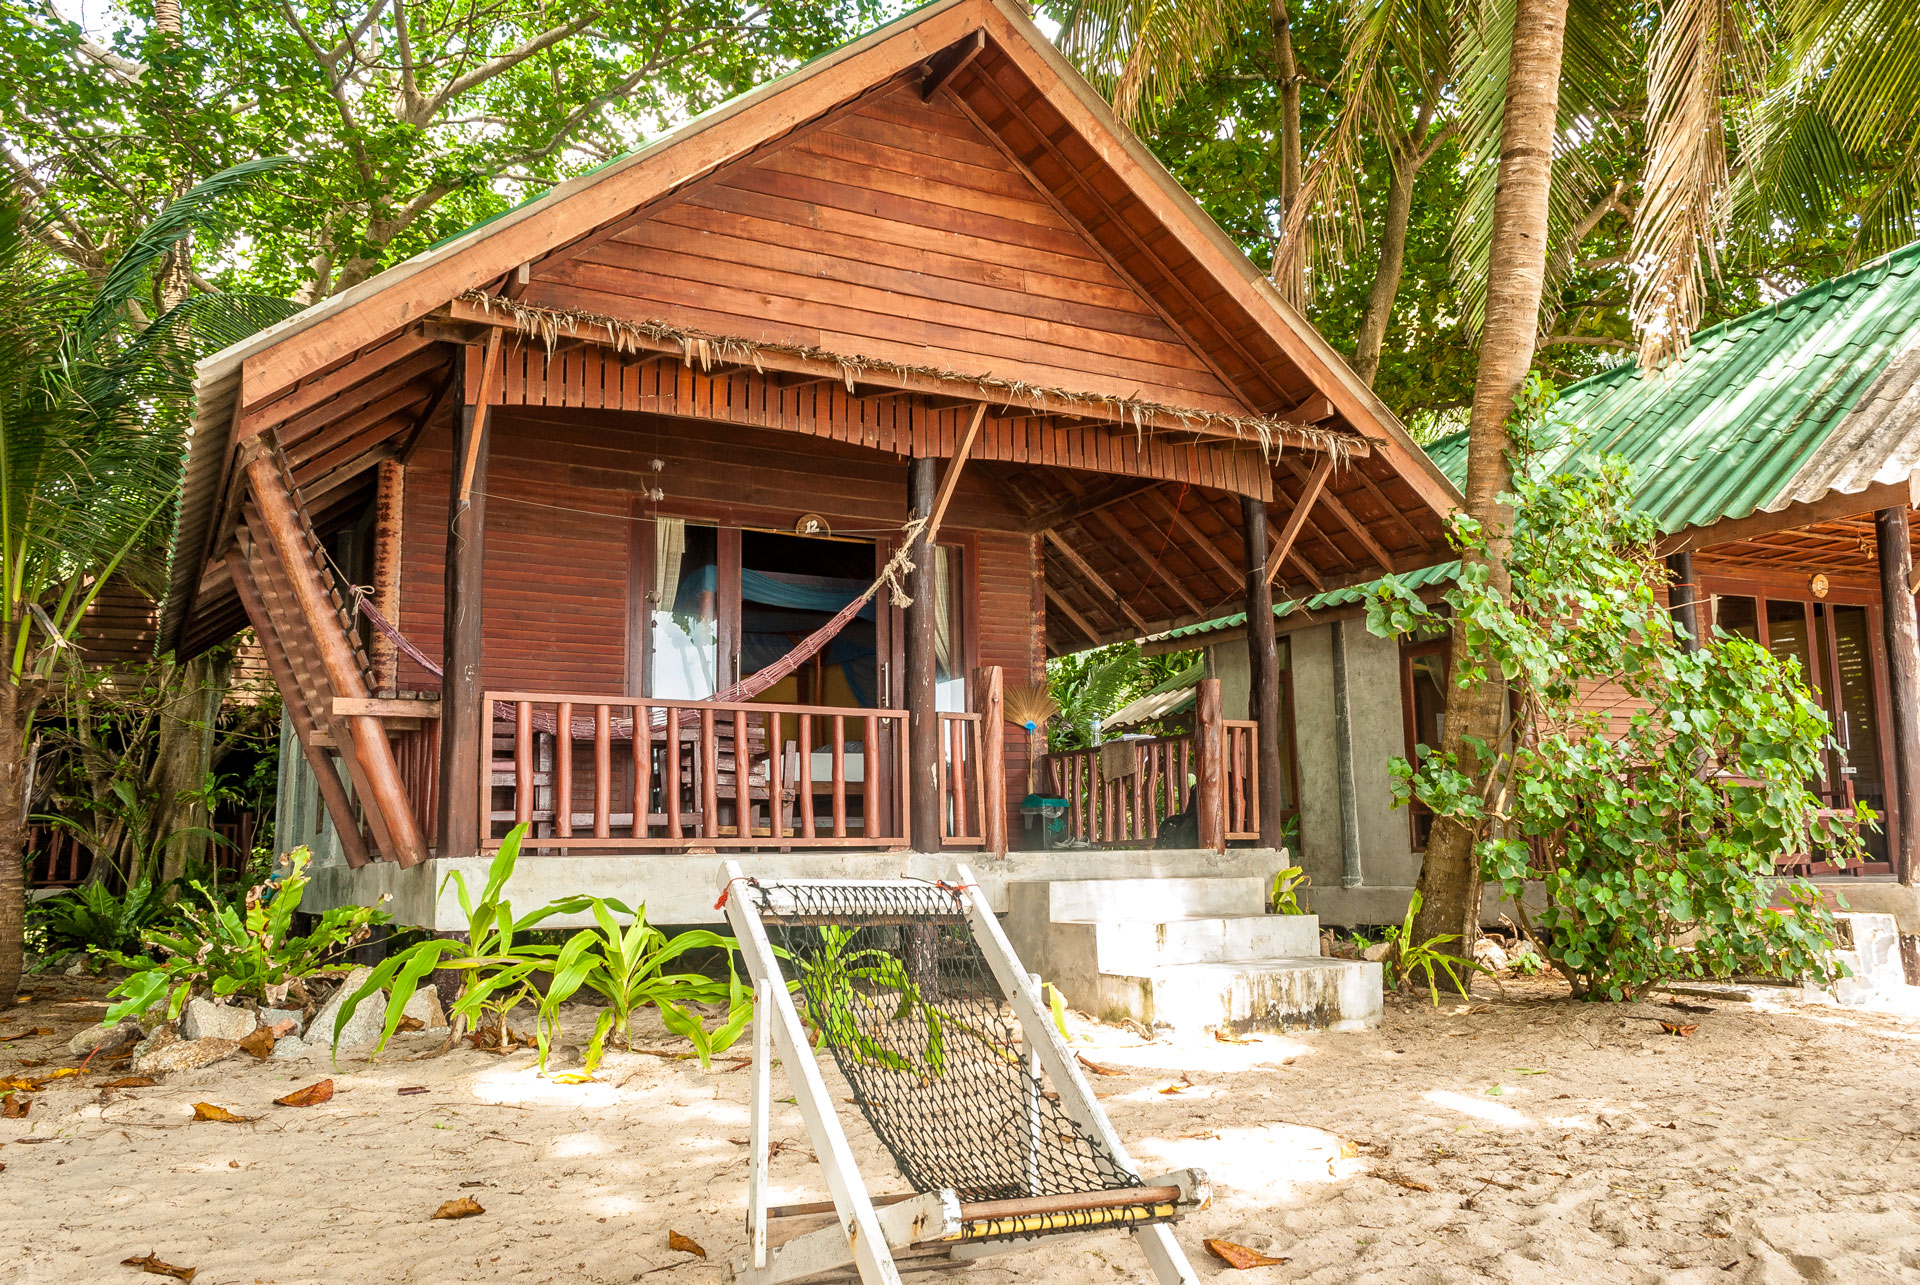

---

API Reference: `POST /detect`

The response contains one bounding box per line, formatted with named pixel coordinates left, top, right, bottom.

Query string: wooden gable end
left=520, top=80, right=1246, bottom=416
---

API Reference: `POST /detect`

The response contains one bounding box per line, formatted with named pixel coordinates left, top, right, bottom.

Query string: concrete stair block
left=1817, top=912, right=1909, bottom=1006
left=1094, top=959, right=1383, bottom=1035
left=1089, top=914, right=1323, bottom=970
left=1038, top=877, right=1268, bottom=922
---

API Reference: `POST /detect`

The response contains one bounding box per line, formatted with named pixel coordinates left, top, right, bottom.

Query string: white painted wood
left=749, top=977, right=773, bottom=1271
left=1136, top=1224, right=1201, bottom=1285
left=718, top=862, right=904, bottom=1285
left=733, top=1193, right=961, bottom=1285
left=1022, top=971, right=1044, bottom=1197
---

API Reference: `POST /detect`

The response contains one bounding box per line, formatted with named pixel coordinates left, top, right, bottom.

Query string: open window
left=1400, top=637, right=1449, bottom=852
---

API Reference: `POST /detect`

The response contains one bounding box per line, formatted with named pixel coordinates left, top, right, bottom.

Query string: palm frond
left=1629, top=0, right=1768, bottom=368
left=1052, top=0, right=1255, bottom=130
left=78, top=156, right=296, bottom=349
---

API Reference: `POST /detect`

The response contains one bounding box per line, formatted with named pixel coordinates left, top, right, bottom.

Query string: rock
left=68, top=1018, right=143, bottom=1059
left=272, top=1036, right=309, bottom=1058
left=128, top=1025, right=179, bottom=1068
left=135, top=1036, right=242, bottom=1074
left=64, top=954, right=90, bottom=977
left=310, top=967, right=385, bottom=1050
left=258, top=1007, right=305, bottom=1038
left=181, top=998, right=259, bottom=1043
left=401, top=985, right=447, bottom=1030
left=542, top=1043, right=585, bottom=1072
left=1362, top=941, right=1394, bottom=963
left=1474, top=938, right=1510, bottom=972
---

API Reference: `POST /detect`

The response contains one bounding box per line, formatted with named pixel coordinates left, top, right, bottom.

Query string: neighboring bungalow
left=158, top=0, right=1460, bottom=933
left=1115, top=245, right=1920, bottom=930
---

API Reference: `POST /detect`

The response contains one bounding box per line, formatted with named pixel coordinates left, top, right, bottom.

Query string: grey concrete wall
left=1287, top=621, right=1423, bottom=920
left=1206, top=641, right=1252, bottom=721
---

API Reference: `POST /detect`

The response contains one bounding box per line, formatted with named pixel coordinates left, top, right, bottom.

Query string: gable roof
left=164, top=0, right=1462, bottom=655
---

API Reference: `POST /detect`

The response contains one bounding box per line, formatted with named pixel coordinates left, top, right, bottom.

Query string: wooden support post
left=977, top=665, right=1007, bottom=857
left=368, top=460, right=406, bottom=694
left=1666, top=549, right=1701, bottom=652
left=439, top=345, right=489, bottom=859
left=1194, top=678, right=1225, bottom=853
left=1876, top=509, right=1920, bottom=913
left=906, top=456, right=942, bottom=851
left=1241, top=498, right=1287, bottom=849
left=242, top=454, right=427, bottom=867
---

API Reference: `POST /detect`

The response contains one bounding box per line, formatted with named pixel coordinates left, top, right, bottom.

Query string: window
left=648, top=519, right=719, bottom=699
left=1401, top=639, right=1449, bottom=851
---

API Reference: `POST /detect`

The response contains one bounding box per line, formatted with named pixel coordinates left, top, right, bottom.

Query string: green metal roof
left=1152, top=241, right=1920, bottom=648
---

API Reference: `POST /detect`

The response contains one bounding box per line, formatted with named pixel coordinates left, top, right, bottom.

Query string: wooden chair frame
left=717, top=861, right=1207, bottom=1285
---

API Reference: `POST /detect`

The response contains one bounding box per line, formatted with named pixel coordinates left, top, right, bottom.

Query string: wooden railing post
left=977, top=665, right=1007, bottom=857
left=1195, top=678, right=1226, bottom=853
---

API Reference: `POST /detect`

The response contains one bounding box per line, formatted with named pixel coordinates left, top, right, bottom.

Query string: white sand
left=6, top=975, right=1920, bottom=1284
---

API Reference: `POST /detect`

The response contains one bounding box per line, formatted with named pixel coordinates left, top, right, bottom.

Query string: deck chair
left=717, top=862, right=1209, bottom=1284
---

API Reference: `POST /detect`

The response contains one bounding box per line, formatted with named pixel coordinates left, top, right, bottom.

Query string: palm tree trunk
left=1410, top=0, right=1570, bottom=974
left=0, top=678, right=36, bottom=1002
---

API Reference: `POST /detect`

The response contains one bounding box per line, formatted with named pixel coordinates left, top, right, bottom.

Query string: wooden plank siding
left=522, top=82, right=1246, bottom=418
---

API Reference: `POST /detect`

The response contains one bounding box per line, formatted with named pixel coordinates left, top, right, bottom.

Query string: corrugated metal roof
left=1536, top=240, right=1920, bottom=533
left=1148, top=241, right=1920, bottom=649
left=1101, top=658, right=1205, bottom=730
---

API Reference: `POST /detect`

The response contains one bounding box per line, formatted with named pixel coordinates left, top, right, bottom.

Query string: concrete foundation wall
left=302, top=846, right=1293, bottom=931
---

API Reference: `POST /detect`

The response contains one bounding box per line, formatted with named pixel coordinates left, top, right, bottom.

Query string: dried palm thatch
left=1004, top=682, right=1059, bottom=733
left=457, top=290, right=1362, bottom=464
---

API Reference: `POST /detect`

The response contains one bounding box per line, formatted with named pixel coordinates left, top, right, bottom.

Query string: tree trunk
left=1410, top=0, right=1570, bottom=975
left=149, top=650, right=233, bottom=886
left=1269, top=0, right=1304, bottom=295
left=0, top=678, right=40, bottom=1002
left=1353, top=157, right=1419, bottom=387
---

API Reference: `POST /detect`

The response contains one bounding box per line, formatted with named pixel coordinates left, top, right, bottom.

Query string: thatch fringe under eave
left=454, top=290, right=1365, bottom=464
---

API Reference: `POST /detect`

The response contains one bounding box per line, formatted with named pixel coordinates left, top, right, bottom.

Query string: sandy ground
left=5, top=974, right=1920, bottom=1285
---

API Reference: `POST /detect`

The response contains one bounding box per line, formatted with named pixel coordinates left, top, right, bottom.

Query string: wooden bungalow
left=160, top=0, right=1459, bottom=923
left=1133, top=243, right=1920, bottom=942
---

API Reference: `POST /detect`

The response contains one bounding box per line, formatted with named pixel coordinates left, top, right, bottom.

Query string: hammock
left=347, top=515, right=928, bottom=729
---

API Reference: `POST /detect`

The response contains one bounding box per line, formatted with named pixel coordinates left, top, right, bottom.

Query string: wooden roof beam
left=1266, top=455, right=1332, bottom=585
left=1280, top=455, right=1396, bottom=572
left=1043, top=583, right=1103, bottom=645
left=1043, top=528, right=1152, bottom=635
left=1024, top=476, right=1164, bottom=532
left=1090, top=508, right=1205, bottom=616
left=1139, top=487, right=1242, bottom=594
left=921, top=29, right=984, bottom=100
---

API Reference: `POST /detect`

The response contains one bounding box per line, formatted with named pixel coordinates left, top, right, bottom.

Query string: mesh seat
left=755, top=879, right=1175, bottom=1242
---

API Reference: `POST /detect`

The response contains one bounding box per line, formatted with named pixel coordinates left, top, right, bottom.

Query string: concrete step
left=1816, top=912, right=1909, bottom=1006
left=1092, top=958, right=1382, bottom=1035
left=1083, top=914, right=1322, bottom=970
left=1034, top=876, right=1268, bottom=922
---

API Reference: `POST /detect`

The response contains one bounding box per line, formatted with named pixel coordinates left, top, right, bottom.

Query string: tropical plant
left=30, top=879, right=172, bottom=957
left=0, top=160, right=300, bottom=1001
left=1377, top=891, right=1486, bottom=1004
left=531, top=896, right=751, bottom=1075
left=328, top=825, right=584, bottom=1059
left=1269, top=865, right=1311, bottom=915
left=1367, top=426, right=1862, bottom=1000
left=99, top=849, right=387, bottom=1024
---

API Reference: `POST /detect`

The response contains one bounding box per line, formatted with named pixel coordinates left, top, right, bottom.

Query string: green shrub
left=1367, top=425, right=1862, bottom=1000
left=100, top=849, right=387, bottom=1024
left=33, top=879, right=171, bottom=956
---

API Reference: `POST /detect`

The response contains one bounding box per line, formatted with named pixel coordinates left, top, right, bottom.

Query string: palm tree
left=0, top=159, right=296, bottom=1000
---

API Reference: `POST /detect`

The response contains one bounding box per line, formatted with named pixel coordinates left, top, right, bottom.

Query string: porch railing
left=1040, top=677, right=1254, bottom=852
left=482, top=692, right=917, bottom=850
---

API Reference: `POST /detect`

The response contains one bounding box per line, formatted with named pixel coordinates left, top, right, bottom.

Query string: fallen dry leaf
left=2, top=1094, right=27, bottom=1119
left=0, top=1076, right=40, bottom=1093
left=433, top=1196, right=485, bottom=1220
left=274, top=1080, right=334, bottom=1108
left=397, top=1016, right=425, bottom=1033
left=1213, top=1030, right=1254, bottom=1045
left=1660, top=1021, right=1699, bottom=1037
left=0, top=1028, right=52, bottom=1043
left=238, top=1028, right=276, bottom=1060
left=120, top=1252, right=197, bottom=1281
left=1203, top=1239, right=1287, bottom=1270
left=1378, top=1171, right=1434, bottom=1192
left=266, top=1019, right=297, bottom=1038
left=1075, top=1054, right=1124, bottom=1076
left=1156, top=1076, right=1193, bottom=1095
left=397, top=1086, right=429, bottom=1096
left=98, top=1077, right=159, bottom=1089
left=668, top=1230, right=707, bottom=1259
left=190, top=1102, right=251, bottom=1124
